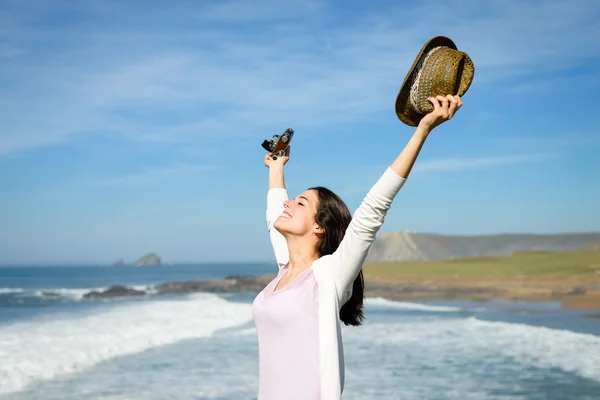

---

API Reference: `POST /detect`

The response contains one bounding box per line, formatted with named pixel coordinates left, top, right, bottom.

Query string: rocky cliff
left=365, top=232, right=600, bottom=262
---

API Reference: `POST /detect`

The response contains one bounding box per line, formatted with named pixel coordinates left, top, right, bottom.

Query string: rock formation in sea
left=136, top=253, right=161, bottom=266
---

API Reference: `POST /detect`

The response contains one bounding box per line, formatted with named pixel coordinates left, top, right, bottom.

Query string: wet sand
left=364, top=275, right=600, bottom=311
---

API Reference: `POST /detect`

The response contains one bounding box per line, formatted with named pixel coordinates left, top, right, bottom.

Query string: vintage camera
left=261, top=128, right=294, bottom=160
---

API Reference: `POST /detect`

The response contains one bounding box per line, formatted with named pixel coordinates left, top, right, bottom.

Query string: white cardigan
left=265, top=166, right=407, bottom=399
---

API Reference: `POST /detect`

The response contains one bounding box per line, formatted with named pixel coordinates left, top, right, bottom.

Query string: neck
left=285, top=235, right=320, bottom=274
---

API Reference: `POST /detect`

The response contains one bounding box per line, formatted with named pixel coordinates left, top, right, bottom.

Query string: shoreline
left=78, top=273, right=600, bottom=314
left=362, top=249, right=600, bottom=312
left=364, top=276, right=600, bottom=311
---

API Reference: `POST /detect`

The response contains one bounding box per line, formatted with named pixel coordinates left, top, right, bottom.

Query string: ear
left=313, top=224, right=325, bottom=235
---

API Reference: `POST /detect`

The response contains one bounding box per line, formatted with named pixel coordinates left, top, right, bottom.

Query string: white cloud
left=492, top=132, right=600, bottom=152
left=89, top=163, right=217, bottom=187
left=1, top=0, right=599, bottom=155
left=415, top=153, right=554, bottom=172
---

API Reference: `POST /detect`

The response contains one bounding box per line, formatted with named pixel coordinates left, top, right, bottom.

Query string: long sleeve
left=327, top=167, right=406, bottom=300
left=266, top=188, right=290, bottom=268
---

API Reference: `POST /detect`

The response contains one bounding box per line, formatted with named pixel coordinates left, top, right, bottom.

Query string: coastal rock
left=81, top=275, right=276, bottom=300
left=41, top=291, right=61, bottom=297
left=83, top=285, right=146, bottom=299
left=154, top=279, right=238, bottom=294
left=154, top=275, right=273, bottom=295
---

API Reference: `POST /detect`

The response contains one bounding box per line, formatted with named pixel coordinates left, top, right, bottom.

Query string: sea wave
left=467, top=318, right=600, bottom=382
left=345, top=315, right=600, bottom=384
left=0, top=288, right=25, bottom=294
left=0, top=293, right=253, bottom=395
left=34, top=288, right=104, bottom=300
left=0, top=285, right=152, bottom=301
left=364, top=297, right=463, bottom=312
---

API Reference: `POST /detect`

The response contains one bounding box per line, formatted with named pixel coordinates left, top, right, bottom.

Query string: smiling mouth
left=282, top=211, right=292, bottom=219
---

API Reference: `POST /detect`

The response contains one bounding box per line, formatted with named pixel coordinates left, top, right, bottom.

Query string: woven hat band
left=409, top=46, right=442, bottom=114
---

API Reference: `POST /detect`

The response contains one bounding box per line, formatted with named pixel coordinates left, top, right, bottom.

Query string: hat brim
left=395, top=36, right=458, bottom=127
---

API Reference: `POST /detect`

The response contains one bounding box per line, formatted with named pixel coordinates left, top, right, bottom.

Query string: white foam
left=49, top=285, right=153, bottom=300
left=0, top=293, right=253, bottom=395
left=1, top=287, right=106, bottom=300
left=0, top=288, right=24, bottom=294
left=15, top=286, right=154, bottom=301
left=231, top=327, right=258, bottom=336
left=33, top=288, right=106, bottom=300
left=343, top=316, right=600, bottom=384
left=365, top=297, right=463, bottom=312
left=468, top=318, right=600, bottom=382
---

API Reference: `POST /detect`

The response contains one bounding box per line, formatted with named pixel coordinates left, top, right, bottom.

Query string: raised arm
left=328, top=95, right=463, bottom=297
left=265, top=150, right=291, bottom=268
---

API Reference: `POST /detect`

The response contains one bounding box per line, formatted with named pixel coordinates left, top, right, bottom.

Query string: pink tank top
left=252, top=266, right=321, bottom=400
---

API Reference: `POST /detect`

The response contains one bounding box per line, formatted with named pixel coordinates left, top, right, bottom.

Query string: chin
left=275, top=216, right=301, bottom=236
left=273, top=217, right=288, bottom=234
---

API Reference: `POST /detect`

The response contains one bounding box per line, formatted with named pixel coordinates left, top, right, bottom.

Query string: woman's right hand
left=264, top=147, right=291, bottom=168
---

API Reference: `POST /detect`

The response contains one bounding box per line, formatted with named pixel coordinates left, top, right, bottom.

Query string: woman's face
left=274, top=189, right=322, bottom=237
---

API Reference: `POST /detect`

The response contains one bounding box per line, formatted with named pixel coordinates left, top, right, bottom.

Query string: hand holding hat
left=419, top=94, right=463, bottom=131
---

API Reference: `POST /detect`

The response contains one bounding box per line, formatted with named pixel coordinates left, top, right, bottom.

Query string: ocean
left=1, top=264, right=599, bottom=400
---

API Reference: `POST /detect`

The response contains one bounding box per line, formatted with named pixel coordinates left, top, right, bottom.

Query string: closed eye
left=297, top=195, right=310, bottom=206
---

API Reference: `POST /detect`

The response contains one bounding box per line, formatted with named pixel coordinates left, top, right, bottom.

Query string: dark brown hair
left=309, top=186, right=365, bottom=326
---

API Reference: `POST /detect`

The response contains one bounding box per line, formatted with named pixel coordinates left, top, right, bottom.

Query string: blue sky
left=1, top=0, right=599, bottom=265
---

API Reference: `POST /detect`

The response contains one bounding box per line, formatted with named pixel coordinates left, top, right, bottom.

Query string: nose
left=283, top=200, right=292, bottom=208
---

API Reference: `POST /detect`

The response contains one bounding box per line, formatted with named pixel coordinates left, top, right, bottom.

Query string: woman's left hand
left=418, top=95, right=463, bottom=132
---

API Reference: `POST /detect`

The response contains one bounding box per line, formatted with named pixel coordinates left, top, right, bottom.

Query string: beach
left=364, top=273, right=600, bottom=310
left=363, top=249, right=600, bottom=312
left=1, top=250, right=599, bottom=399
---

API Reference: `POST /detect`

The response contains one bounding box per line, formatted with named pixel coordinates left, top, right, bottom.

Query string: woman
left=252, top=95, right=463, bottom=400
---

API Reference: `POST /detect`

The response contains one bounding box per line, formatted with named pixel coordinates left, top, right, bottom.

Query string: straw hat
left=395, top=36, right=474, bottom=126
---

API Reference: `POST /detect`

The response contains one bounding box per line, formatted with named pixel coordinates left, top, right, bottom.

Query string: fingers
left=420, top=94, right=463, bottom=130
left=427, top=96, right=441, bottom=112
left=428, top=96, right=449, bottom=119
left=448, top=95, right=463, bottom=118
left=446, top=95, right=458, bottom=118
left=436, top=95, right=449, bottom=118
left=264, top=152, right=273, bottom=167
left=429, top=95, right=463, bottom=117
left=265, top=149, right=291, bottom=165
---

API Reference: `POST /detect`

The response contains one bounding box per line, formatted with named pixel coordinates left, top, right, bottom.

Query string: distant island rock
left=136, top=253, right=162, bottom=266
left=112, top=258, right=124, bottom=265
